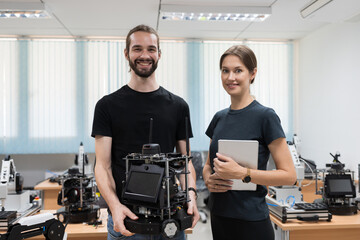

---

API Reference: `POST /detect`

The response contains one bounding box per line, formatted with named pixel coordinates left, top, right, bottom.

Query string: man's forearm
left=179, top=161, right=196, bottom=191
left=95, top=165, right=123, bottom=213
left=188, top=162, right=196, bottom=188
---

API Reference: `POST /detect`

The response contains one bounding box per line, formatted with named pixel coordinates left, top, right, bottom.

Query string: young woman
left=203, top=45, right=296, bottom=240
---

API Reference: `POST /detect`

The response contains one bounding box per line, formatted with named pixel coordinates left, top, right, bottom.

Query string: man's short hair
left=125, top=25, right=160, bottom=53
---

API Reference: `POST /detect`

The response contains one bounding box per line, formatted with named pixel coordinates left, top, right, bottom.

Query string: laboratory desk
left=270, top=210, right=360, bottom=240
left=34, top=180, right=62, bottom=210
left=270, top=179, right=360, bottom=240
left=24, top=209, right=192, bottom=240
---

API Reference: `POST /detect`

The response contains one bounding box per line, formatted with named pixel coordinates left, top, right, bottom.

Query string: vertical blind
left=198, top=41, right=292, bottom=149
left=85, top=40, right=130, bottom=142
left=0, top=39, right=293, bottom=154
left=28, top=40, right=76, bottom=139
left=0, top=40, right=18, bottom=153
left=156, top=41, right=188, bottom=100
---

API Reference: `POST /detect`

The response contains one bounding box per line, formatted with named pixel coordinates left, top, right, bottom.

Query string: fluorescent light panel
left=300, top=0, right=333, bottom=18
left=0, top=2, right=50, bottom=19
left=160, top=4, right=271, bottom=22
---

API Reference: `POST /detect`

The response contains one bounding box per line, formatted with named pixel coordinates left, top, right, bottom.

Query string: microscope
left=315, top=152, right=357, bottom=215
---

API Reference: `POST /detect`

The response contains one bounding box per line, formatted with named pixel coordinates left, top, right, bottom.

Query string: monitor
left=325, top=174, right=356, bottom=198
left=123, top=164, right=164, bottom=203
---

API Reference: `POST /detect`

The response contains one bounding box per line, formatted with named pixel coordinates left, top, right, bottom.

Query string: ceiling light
left=300, top=0, right=333, bottom=18
left=160, top=4, right=271, bottom=22
left=0, top=2, right=51, bottom=19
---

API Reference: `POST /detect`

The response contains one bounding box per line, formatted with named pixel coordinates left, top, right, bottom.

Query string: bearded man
left=91, top=24, right=199, bottom=240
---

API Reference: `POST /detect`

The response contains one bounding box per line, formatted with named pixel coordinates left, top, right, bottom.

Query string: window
left=0, top=39, right=293, bottom=153
left=194, top=41, right=293, bottom=150
left=28, top=40, right=76, bottom=139
left=0, top=40, right=18, bottom=153
left=85, top=41, right=129, bottom=141
left=156, top=41, right=188, bottom=100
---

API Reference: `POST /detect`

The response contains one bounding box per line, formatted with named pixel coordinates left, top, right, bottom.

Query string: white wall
left=297, top=22, right=360, bottom=179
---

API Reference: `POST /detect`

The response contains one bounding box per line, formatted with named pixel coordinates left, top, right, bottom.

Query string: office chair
left=191, top=151, right=209, bottom=223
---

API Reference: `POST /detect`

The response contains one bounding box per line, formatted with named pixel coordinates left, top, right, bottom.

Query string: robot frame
left=122, top=144, right=193, bottom=239
left=121, top=118, right=193, bottom=239
left=56, top=168, right=100, bottom=224
left=56, top=143, right=100, bottom=224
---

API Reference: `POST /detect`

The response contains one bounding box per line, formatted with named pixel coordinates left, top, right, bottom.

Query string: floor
left=187, top=208, right=212, bottom=240
left=187, top=191, right=213, bottom=240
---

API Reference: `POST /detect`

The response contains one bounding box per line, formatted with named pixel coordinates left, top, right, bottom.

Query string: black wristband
left=188, top=187, right=198, bottom=199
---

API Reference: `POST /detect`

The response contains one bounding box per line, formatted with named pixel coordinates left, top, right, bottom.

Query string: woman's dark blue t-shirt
left=205, top=100, right=285, bottom=221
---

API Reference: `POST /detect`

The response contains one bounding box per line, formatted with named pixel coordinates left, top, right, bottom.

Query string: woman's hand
left=213, top=153, right=246, bottom=180
left=204, top=173, right=233, bottom=192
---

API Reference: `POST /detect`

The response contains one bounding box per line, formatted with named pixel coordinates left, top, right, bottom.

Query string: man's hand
left=204, top=172, right=233, bottom=192
left=111, top=204, right=139, bottom=236
left=187, top=191, right=200, bottom=228
left=213, top=153, right=246, bottom=180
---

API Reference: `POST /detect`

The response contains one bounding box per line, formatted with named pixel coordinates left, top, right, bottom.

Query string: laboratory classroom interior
left=1, top=0, right=360, bottom=240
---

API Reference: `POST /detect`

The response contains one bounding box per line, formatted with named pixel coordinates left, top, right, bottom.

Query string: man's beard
left=129, top=58, right=158, bottom=78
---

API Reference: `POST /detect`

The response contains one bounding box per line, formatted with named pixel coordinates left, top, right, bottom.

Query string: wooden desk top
left=34, top=179, right=62, bottom=190
left=270, top=211, right=360, bottom=231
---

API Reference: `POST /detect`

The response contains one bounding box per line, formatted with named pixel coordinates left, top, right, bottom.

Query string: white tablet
left=218, top=139, right=259, bottom=191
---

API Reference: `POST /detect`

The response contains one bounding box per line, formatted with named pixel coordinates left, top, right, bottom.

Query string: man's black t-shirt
left=91, top=85, right=193, bottom=199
